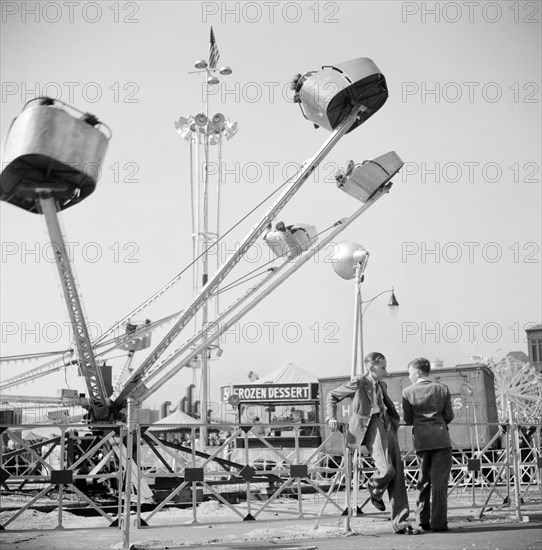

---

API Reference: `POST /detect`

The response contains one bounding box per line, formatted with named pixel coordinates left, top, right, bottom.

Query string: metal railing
left=1, top=419, right=540, bottom=540
left=0, top=423, right=124, bottom=529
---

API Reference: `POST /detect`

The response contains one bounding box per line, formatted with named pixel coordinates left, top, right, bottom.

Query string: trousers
left=363, top=415, right=410, bottom=532
left=415, top=447, right=452, bottom=530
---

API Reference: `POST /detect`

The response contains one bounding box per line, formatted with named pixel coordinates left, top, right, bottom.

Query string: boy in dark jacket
left=402, top=357, right=454, bottom=532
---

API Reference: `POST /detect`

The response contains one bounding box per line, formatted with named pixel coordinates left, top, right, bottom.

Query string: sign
left=220, top=384, right=233, bottom=402
left=220, top=383, right=319, bottom=403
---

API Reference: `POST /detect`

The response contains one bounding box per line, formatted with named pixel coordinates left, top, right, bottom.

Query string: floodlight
left=174, top=116, right=196, bottom=140
left=219, top=66, right=232, bottom=75
left=224, top=120, right=238, bottom=140
left=174, top=116, right=189, bottom=132
left=207, top=75, right=219, bottom=85
left=194, top=113, right=208, bottom=129
left=210, top=113, right=226, bottom=133
left=194, top=59, right=208, bottom=69
left=332, top=241, right=369, bottom=280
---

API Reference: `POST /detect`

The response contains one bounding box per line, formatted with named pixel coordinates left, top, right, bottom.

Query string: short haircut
left=408, top=357, right=431, bottom=375
left=364, top=352, right=386, bottom=366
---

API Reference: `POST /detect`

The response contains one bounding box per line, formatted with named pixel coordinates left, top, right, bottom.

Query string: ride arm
left=134, top=181, right=393, bottom=405
left=113, top=104, right=366, bottom=408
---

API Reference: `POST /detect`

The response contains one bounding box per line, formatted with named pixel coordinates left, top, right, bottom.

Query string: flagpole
left=174, top=27, right=236, bottom=445
left=200, top=28, right=214, bottom=445
left=201, top=26, right=216, bottom=445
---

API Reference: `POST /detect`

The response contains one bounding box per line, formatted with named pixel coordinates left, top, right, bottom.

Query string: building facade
left=526, top=324, right=542, bottom=373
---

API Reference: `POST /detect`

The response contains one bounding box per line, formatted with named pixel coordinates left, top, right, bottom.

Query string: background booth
left=220, top=363, right=322, bottom=449
left=319, top=363, right=500, bottom=455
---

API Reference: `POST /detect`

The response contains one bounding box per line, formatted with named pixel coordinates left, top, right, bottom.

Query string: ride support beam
left=137, top=181, right=394, bottom=403
left=38, top=193, right=108, bottom=419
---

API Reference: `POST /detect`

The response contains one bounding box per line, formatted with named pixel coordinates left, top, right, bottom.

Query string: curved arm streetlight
left=362, top=288, right=399, bottom=316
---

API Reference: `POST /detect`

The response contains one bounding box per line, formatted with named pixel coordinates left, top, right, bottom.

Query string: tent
left=17, top=426, right=63, bottom=440
left=148, top=409, right=199, bottom=431
left=20, top=429, right=47, bottom=442
left=254, top=362, right=318, bottom=384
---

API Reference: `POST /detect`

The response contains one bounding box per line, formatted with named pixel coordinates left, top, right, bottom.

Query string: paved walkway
left=1, top=494, right=540, bottom=549
left=1, top=516, right=541, bottom=550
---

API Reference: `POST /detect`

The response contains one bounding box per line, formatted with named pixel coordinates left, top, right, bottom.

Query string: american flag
left=209, top=27, right=220, bottom=69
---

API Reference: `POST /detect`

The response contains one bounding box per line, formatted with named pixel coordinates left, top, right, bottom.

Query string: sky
left=0, top=1, right=541, bottom=418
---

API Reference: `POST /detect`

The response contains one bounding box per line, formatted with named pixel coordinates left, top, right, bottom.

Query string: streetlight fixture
left=362, top=288, right=400, bottom=317
left=332, top=241, right=399, bottom=378
left=387, top=289, right=399, bottom=315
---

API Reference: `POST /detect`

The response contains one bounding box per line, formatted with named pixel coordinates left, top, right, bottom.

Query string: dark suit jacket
left=402, top=379, right=454, bottom=452
left=326, top=374, right=400, bottom=450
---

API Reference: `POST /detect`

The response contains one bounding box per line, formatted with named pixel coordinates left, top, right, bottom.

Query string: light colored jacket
left=326, top=373, right=400, bottom=450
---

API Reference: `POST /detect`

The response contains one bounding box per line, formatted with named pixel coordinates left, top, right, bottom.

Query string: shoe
left=396, top=526, right=422, bottom=535
left=367, top=486, right=386, bottom=512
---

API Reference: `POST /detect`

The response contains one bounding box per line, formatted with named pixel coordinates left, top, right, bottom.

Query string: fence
left=1, top=418, right=540, bottom=546
left=0, top=423, right=124, bottom=530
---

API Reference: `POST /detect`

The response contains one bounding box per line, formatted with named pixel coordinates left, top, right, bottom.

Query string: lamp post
left=332, top=241, right=399, bottom=378
left=332, top=241, right=399, bottom=519
left=174, top=52, right=238, bottom=444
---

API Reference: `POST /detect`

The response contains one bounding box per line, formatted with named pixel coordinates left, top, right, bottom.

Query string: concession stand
left=220, top=363, right=322, bottom=450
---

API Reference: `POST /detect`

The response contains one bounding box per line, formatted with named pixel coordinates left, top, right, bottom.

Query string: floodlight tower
left=174, top=33, right=237, bottom=443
